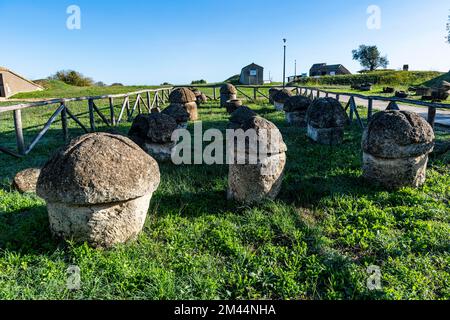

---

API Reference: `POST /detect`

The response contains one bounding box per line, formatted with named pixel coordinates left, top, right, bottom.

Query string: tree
left=50, top=70, right=94, bottom=87
left=352, top=45, right=389, bottom=71
left=447, top=13, right=450, bottom=43
left=191, top=79, right=207, bottom=85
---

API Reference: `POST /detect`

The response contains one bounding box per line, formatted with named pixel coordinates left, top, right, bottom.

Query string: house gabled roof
left=310, top=63, right=351, bottom=74
left=0, top=66, right=44, bottom=89
left=242, top=63, right=264, bottom=70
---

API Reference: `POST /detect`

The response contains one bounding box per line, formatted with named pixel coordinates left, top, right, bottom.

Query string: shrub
left=191, top=79, right=207, bottom=85
left=49, top=70, right=94, bottom=87
left=110, top=83, right=124, bottom=87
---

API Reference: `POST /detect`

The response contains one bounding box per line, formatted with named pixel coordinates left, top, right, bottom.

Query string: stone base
left=144, top=142, right=175, bottom=162
left=184, top=102, right=199, bottom=121
left=307, top=124, right=344, bottom=145
left=274, top=102, right=284, bottom=111
left=362, top=152, right=429, bottom=189
left=285, top=112, right=306, bottom=127
left=47, top=193, right=152, bottom=248
left=228, top=153, right=286, bottom=204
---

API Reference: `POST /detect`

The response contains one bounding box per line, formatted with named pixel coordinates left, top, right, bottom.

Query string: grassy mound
left=423, top=72, right=450, bottom=88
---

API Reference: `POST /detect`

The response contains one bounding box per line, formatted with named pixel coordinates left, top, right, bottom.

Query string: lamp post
left=283, top=38, right=287, bottom=88
left=295, top=59, right=297, bottom=78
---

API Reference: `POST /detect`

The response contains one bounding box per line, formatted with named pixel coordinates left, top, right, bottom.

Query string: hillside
left=11, top=80, right=163, bottom=99
left=291, top=70, right=443, bottom=87
left=423, top=72, right=450, bottom=87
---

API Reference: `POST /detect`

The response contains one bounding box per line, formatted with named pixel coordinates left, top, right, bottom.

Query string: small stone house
left=309, top=63, right=351, bottom=77
left=0, top=67, right=43, bottom=98
left=240, top=63, right=264, bottom=85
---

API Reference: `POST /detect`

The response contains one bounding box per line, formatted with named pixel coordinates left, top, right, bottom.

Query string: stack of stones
left=36, top=133, right=160, bottom=249
left=269, top=88, right=280, bottom=105
left=306, top=97, right=348, bottom=145
left=169, top=87, right=198, bottom=121
left=273, top=89, right=292, bottom=111
left=362, top=111, right=435, bottom=189
left=224, top=99, right=243, bottom=114
left=220, top=84, right=237, bottom=108
left=283, top=95, right=312, bottom=126
left=128, top=113, right=178, bottom=161
left=228, top=106, right=257, bottom=129
left=227, top=115, right=287, bottom=204
left=162, top=104, right=190, bottom=129
left=192, top=88, right=208, bottom=104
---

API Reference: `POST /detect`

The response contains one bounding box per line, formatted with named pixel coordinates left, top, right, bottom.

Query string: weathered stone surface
left=192, top=89, right=208, bottom=104
left=228, top=106, right=257, bottom=129
left=12, top=168, right=41, bottom=193
left=362, top=111, right=434, bottom=159
left=306, top=97, right=348, bottom=129
left=361, top=110, right=435, bottom=189
left=36, top=133, right=160, bottom=248
left=220, top=83, right=237, bottom=94
left=273, top=89, right=292, bottom=111
left=169, top=87, right=196, bottom=104
left=307, top=125, right=344, bottom=145
left=143, top=142, right=176, bottom=162
left=228, top=116, right=287, bottom=204
left=284, top=95, right=312, bottom=126
left=362, top=152, right=429, bottom=189
left=269, top=88, right=280, bottom=105
left=225, top=99, right=243, bottom=114
left=221, top=93, right=237, bottom=108
left=161, top=104, right=190, bottom=126
left=129, top=113, right=177, bottom=145
left=183, top=101, right=199, bottom=121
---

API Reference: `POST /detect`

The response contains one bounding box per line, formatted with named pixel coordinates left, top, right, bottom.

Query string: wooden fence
left=0, top=88, right=172, bottom=158
left=1, top=84, right=449, bottom=158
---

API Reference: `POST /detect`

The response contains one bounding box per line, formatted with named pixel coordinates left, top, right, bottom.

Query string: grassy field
left=0, top=86, right=449, bottom=300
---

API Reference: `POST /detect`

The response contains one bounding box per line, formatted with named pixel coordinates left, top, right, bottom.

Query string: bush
left=49, top=70, right=94, bottom=87
left=110, top=83, right=124, bottom=87
left=191, top=79, right=207, bottom=85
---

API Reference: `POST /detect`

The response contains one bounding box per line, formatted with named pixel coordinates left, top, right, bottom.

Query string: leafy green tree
left=352, top=45, right=389, bottom=71
left=50, top=70, right=94, bottom=87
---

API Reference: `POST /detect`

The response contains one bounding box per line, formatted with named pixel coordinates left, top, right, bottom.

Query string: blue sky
left=0, top=0, right=449, bottom=85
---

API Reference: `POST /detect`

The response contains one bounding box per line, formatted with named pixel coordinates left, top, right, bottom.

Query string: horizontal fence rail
left=0, top=88, right=172, bottom=158
left=1, top=84, right=448, bottom=158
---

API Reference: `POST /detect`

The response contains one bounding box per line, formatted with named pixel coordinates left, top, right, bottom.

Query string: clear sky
left=1, top=0, right=449, bottom=85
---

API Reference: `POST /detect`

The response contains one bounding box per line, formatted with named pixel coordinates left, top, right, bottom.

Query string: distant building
left=0, top=67, right=43, bottom=98
left=240, top=63, right=264, bottom=85
left=287, top=74, right=308, bottom=83
left=309, top=63, right=351, bottom=77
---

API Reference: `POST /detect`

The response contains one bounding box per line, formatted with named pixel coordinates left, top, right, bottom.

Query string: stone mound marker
left=362, top=110, right=435, bottom=189
left=220, top=84, right=237, bottom=108
left=227, top=116, right=287, bottom=204
left=284, top=95, right=312, bottom=126
left=169, top=87, right=198, bottom=121
left=36, top=132, right=160, bottom=249
left=12, top=168, right=41, bottom=193
left=273, top=89, right=292, bottom=111
left=161, top=104, right=190, bottom=129
left=306, top=97, right=348, bottom=145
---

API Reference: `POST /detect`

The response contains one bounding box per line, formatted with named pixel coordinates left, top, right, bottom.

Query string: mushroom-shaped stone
left=228, top=116, right=287, bottom=204
left=220, top=84, right=237, bottom=107
left=162, top=104, right=190, bottom=129
left=225, top=99, right=243, bottom=114
left=306, top=97, right=348, bottom=145
left=12, top=168, right=41, bottom=193
left=273, top=89, right=292, bottom=111
left=36, top=133, right=160, bottom=248
left=192, top=88, right=208, bottom=104
left=283, top=95, right=312, bottom=126
left=269, top=88, right=280, bottom=105
left=228, top=106, right=257, bottom=129
left=128, top=113, right=178, bottom=161
left=169, top=88, right=198, bottom=121
left=362, top=111, right=435, bottom=189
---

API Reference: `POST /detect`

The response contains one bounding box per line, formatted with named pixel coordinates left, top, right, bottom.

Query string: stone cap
left=220, top=83, right=237, bottom=94
left=128, top=113, right=177, bottom=145
left=161, top=104, right=190, bottom=124
left=306, top=97, right=348, bottom=128
left=283, top=95, right=312, bottom=112
left=37, top=133, right=160, bottom=205
left=273, top=89, right=292, bottom=103
left=169, top=87, right=196, bottom=103
left=241, top=116, right=287, bottom=155
left=228, top=106, right=257, bottom=129
left=362, top=110, right=435, bottom=158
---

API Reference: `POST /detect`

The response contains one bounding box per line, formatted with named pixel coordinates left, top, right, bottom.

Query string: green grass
left=0, top=95, right=449, bottom=300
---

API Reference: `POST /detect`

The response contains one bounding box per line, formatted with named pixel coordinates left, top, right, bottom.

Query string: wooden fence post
left=88, top=99, right=96, bottom=132
left=61, top=103, right=68, bottom=142
left=427, top=106, right=436, bottom=128
left=253, top=87, right=257, bottom=101
left=213, top=87, right=217, bottom=100
left=368, top=98, right=373, bottom=121
left=109, top=97, right=116, bottom=126
left=336, top=94, right=340, bottom=101
left=13, top=109, right=25, bottom=155
left=146, top=92, right=151, bottom=112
